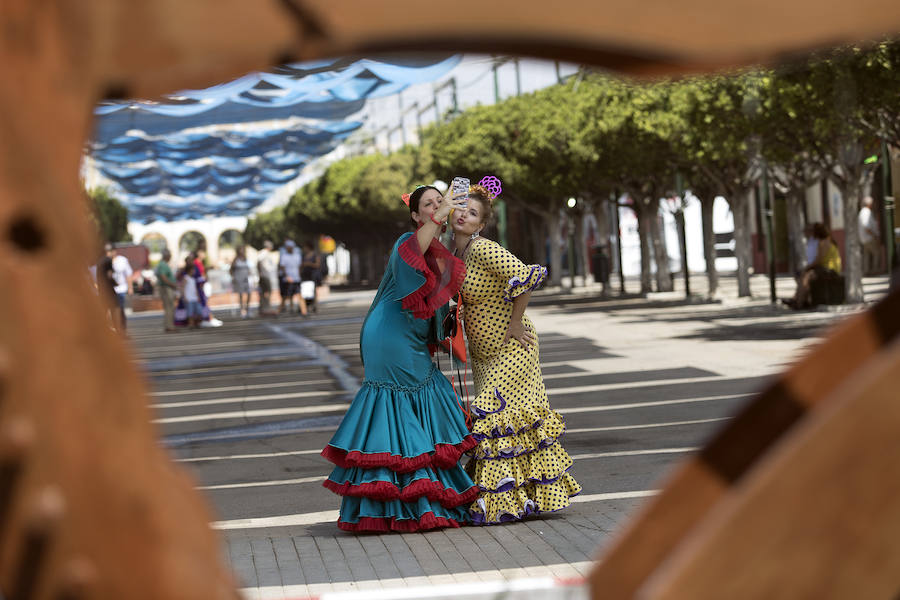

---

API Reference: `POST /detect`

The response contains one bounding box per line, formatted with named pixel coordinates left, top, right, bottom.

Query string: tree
left=669, top=73, right=765, bottom=297
left=88, top=187, right=131, bottom=244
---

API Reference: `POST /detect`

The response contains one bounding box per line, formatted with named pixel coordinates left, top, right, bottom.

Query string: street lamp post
left=675, top=172, right=691, bottom=298
left=882, top=139, right=895, bottom=274
left=612, top=191, right=626, bottom=294
left=567, top=197, right=577, bottom=289
left=760, top=164, right=777, bottom=303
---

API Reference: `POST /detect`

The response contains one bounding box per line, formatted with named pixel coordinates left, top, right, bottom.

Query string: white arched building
left=128, top=215, right=248, bottom=268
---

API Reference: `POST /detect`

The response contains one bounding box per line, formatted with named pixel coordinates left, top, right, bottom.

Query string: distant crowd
left=91, top=238, right=328, bottom=334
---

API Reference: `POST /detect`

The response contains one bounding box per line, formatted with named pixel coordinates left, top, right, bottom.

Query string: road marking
left=214, top=509, right=339, bottom=529
left=558, top=392, right=752, bottom=414
left=138, top=338, right=280, bottom=356
left=571, top=489, right=658, bottom=503
left=153, top=404, right=350, bottom=424
left=153, top=389, right=343, bottom=409
left=176, top=448, right=323, bottom=463
left=259, top=570, right=591, bottom=599
left=199, top=475, right=326, bottom=490
left=197, top=453, right=682, bottom=491
left=566, top=417, right=728, bottom=434
left=149, top=364, right=321, bottom=377
left=152, top=379, right=332, bottom=396
left=212, top=489, right=656, bottom=530
left=570, top=447, right=696, bottom=460
left=547, top=376, right=728, bottom=395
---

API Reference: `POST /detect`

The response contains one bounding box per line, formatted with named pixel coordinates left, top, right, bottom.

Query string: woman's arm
left=504, top=290, right=536, bottom=347
left=415, top=188, right=466, bottom=254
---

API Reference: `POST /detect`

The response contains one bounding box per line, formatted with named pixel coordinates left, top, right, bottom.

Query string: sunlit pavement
left=126, top=273, right=889, bottom=599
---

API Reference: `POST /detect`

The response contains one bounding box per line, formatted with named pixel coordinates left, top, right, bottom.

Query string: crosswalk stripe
left=558, top=393, right=751, bottom=414
left=152, top=379, right=332, bottom=396
left=199, top=475, right=326, bottom=490
left=566, top=417, right=727, bottom=434
left=195, top=450, right=690, bottom=489
left=212, top=489, right=657, bottom=530
left=153, top=404, right=350, bottom=424
left=153, top=389, right=343, bottom=409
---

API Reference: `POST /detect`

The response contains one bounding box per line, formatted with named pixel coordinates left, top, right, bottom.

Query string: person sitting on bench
left=783, top=222, right=842, bottom=309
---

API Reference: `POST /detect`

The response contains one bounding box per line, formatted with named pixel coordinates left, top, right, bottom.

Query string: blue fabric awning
left=88, top=55, right=462, bottom=222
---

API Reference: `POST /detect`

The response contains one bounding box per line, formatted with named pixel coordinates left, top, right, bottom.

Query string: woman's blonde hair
left=468, top=184, right=495, bottom=225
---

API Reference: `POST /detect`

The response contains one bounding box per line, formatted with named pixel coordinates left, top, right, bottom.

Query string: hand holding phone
left=451, top=177, right=470, bottom=208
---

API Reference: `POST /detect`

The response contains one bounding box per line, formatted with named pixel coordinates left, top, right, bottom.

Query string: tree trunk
left=635, top=207, right=653, bottom=294
left=349, top=247, right=362, bottom=284
left=547, top=210, right=563, bottom=287
left=699, top=195, right=719, bottom=297
left=528, top=215, right=546, bottom=267
left=729, top=192, right=754, bottom=297
left=835, top=177, right=865, bottom=303
left=648, top=199, right=673, bottom=292
left=787, top=188, right=808, bottom=273
left=574, top=210, right=588, bottom=281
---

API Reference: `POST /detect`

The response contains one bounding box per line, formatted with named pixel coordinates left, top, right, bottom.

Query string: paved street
left=127, top=274, right=889, bottom=599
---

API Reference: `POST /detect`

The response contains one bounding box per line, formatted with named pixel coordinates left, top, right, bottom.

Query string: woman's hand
left=503, top=318, right=535, bottom=348
left=433, top=187, right=468, bottom=223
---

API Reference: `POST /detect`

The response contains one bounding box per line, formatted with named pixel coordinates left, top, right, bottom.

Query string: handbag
left=440, top=301, right=466, bottom=363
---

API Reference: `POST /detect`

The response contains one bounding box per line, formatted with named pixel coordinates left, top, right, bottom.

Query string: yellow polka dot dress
left=460, top=237, right=581, bottom=524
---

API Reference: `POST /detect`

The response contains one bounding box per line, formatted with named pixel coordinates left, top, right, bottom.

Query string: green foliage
left=88, top=187, right=132, bottom=244
left=245, top=38, right=900, bottom=266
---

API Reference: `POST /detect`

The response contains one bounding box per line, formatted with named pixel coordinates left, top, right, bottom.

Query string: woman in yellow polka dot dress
left=450, top=179, right=581, bottom=524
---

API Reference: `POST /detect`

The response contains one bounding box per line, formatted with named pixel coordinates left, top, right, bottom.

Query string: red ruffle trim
left=397, top=235, right=466, bottom=320
left=322, top=478, right=479, bottom=508
left=337, top=512, right=462, bottom=533
left=322, top=435, right=478, bottom=473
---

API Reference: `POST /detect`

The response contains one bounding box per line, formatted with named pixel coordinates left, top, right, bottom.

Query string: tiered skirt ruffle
left=322, top=366, right=478, bottom=532
left=467, top=388, right=582, bottom=524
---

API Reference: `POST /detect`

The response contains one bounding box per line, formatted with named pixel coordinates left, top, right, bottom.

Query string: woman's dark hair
left=467, top=184, right=496, bottom=226
left=812, top=222, right=831, bottom=240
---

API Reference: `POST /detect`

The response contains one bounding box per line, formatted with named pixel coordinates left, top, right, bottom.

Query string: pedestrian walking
left=859, top=196, right=881, bottom=275
left=96, top=244, right=119, bottom=330
left=257, top=240, right=278, bottom=316
left=450, top=178, right=581, bottom=524
left=321, top=183, right=475, bottom=532
left=155, top=249, right=177, bottom=332
left=111, top=246, right=133, bottom=333
left=300, top=240, right=322, bottom=313
left=278, top=239, right=306, bottom=315
left=230, top=245, right=251, bottom=318
left=180, top=260, right=202, bottom=329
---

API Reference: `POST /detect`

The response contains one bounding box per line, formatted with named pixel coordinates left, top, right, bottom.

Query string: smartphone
left=451, top=177, right=470, bottom=208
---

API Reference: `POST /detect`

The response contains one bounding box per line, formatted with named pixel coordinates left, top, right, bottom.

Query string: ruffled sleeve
left=470, top=239, right=547, bottom=302
left=395, top=232, right=466, bottom=320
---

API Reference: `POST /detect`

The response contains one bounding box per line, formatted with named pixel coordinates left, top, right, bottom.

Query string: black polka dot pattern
left=460, top=238, right=581, bottom=524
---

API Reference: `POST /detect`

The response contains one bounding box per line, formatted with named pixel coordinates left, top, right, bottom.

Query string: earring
left=471, top=231, right=480, bottom=241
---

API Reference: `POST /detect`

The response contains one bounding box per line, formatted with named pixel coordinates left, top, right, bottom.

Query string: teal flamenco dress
left=322, top=232, right=478, bottom=532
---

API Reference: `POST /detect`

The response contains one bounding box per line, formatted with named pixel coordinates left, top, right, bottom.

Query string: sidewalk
left=135, top=273, right=892, bottom=600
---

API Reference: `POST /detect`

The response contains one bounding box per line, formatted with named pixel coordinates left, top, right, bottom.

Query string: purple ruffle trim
left=472, top=418, right=544, bottom=442
left=469, top=487, right=582, bottom=526
left=480, top=464, right=575, bottom=493
left=470, top=389, right=507, bottom=419
left=478, top=434, right=562, bottom=460
left=502, top=265, right=548, bottom=303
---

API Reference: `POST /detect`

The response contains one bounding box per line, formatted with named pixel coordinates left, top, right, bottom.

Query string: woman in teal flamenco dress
left=321, top=185, right=478, bottom=532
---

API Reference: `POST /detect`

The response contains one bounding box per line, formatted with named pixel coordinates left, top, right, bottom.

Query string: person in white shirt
left=858, top=196, right=881, bottom=275
left=111, top=249, right=133, bottom=332
left=278, top=239, right=307, bottom=315
left=181, top=261, right=202, bottom=328
left=257, top=240, right=278, bottom=316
